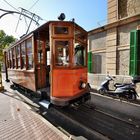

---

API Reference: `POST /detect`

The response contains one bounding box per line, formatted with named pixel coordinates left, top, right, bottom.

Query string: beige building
left=88, top=0, right=140, bottom=88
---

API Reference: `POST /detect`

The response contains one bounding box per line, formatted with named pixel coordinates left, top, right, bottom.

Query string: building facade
left=88, top=0, right=140, bottom=89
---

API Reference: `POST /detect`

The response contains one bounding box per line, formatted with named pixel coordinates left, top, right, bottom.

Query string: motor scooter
left=97, top=75, right=139, bottom=100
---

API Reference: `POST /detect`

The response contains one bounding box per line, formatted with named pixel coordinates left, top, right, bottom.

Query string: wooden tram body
left=4, top=20, right=90, bottom=106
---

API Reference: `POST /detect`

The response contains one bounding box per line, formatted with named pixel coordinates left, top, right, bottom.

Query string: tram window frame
left=54, top=26, right=69, bottom=35
left=54, top=39, right=71, bottom=67
left=37, top=40, right=44, bottom=64
left=21, top=41, right=26, bottom=69
left=47, top=50, right=50, bottom=66
left=73, top=27, right=87, bottom=67
left=12, top=47, right=16, bottom=69
left=52, top=24, right=72, bottom=37
left=74, top=41, right=87, bottom=67
left=75, top=26, right=87, bottom=44
left=26, top=38, right=33, bottom=70
left=14, top=46, right=17, bottom=69
left=16, top=45, right=21, bottom=69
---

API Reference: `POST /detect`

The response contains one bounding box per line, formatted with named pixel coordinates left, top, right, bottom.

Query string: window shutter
left=129, top=30, right=140, bottom=76
left=88, top=52, right=92, bottom=73
left=137, top=30, right=140, bottom=75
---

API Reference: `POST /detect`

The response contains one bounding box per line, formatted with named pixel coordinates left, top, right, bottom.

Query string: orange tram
left=4, top=17, right=91, bottom=106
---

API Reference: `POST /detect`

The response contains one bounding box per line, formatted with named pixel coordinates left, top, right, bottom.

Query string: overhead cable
left=3, top=0, right=20, bottom=11
left=28, top=0, right=39, bottom=10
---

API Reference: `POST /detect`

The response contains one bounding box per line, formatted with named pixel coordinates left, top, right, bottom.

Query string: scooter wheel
left=99, top=89, right=105, bottom=95
left=129, top=93, right=136, bottom=101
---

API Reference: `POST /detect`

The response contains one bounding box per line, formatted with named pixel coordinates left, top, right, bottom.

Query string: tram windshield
left=52, top=22, right=87, bottom=68
left=55, top=40, right=70, bottom=66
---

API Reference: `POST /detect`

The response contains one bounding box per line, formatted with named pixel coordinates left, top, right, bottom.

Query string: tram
left=4, top=15, right=91, bottom=106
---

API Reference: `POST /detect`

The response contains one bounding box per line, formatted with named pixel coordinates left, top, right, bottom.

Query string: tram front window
left=74, top=43, right=86, bottom=66
left=55, top=41, right=70, bottom=66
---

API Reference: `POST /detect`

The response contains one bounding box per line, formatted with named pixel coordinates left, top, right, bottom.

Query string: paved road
left=90, top=93, right=140, bottom=124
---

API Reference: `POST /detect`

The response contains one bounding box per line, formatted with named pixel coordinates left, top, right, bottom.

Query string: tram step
left=39, top=100, right=50, bottom=109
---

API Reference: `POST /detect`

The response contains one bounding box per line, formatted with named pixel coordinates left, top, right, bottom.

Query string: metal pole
left=26, top=14, right=35, bottom=34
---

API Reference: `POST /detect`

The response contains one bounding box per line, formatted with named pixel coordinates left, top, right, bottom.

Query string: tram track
left=74, top=105, right=138, bottom=138
left=39, top=102, right=140, bottom=140
left=83, top=103, right=139, bottom=128
left=41, top=106, right=110, bottom=140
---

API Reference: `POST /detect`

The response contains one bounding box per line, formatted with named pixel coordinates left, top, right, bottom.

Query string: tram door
left=36, top=39, right=46, bottom=89
left=50, top=22, right=73, bottom=97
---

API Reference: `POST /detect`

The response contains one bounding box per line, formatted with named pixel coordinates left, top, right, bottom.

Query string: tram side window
left=74, top=27, right=87, bottom=67
left=37, top=40, right=43, bottom=64
left=21, top=41, right=26, bottom=69
left=74, top=42, right=86, bottom=66
left=47, top=51, right=50, bottom=65
left=12, top=48, right=15, bottom=68
left=16, top=45, right=21, bottom=68
left=46, top=41, right=50, bottom=66
left=26, top=38, right=33, bottom=69
left=55, top=41, right=70, bottom=66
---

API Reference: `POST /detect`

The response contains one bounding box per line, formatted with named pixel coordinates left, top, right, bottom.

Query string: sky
left=0, top=0, right=107, bottom=38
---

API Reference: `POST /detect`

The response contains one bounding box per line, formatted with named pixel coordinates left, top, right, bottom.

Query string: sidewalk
left=0, top=89, right=69, bottom=140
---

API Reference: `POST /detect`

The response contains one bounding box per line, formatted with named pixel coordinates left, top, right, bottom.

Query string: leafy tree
left=0, top=30, right=16, bottom=62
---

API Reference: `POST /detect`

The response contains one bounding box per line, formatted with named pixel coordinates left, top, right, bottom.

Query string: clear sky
left=0, top=0, right=107, bottom=38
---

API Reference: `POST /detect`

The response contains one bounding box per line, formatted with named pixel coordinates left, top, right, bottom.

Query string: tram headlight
left=79, top=81, right=91, bottom=90
left=81, top=82, right=86, bottom=89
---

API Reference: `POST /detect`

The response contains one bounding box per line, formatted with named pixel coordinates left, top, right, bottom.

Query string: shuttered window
left=129, top=30, right=140, bottom=76
left=88, top=52, right=92, bottom=73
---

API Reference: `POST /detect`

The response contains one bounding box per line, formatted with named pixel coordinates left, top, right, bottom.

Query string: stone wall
left=118, top=0, right=140, bottom=19
left=108, top=0, right=140, bottom=23
left=116, top=21, right=140, bottom=75
left=106, top=28, right=117, bottom=75
left=116, top=50, right=129, bottom=75
left=118, top=21, right=140, bottom=45
left=108, top=0, right=118, bottom=23
left=88, top=31, right=106, bottom=50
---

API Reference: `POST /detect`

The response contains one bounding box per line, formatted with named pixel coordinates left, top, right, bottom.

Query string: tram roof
left=5, top=20, right=87, bottom=51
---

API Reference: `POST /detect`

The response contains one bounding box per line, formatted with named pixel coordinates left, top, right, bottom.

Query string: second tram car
left=4, top=19, right=91, bottom=106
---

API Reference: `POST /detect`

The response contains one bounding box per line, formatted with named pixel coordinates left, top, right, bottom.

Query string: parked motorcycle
left=98, top=75, right=139, bottom=101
